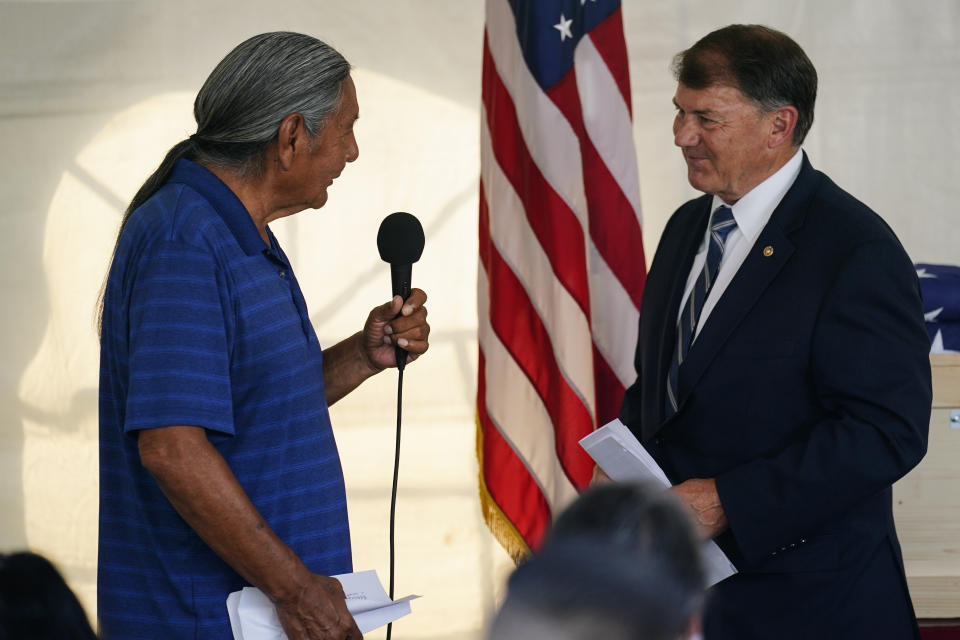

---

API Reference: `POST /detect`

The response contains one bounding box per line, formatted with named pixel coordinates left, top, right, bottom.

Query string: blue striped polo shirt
left=98, top=159, right=352, bottom=639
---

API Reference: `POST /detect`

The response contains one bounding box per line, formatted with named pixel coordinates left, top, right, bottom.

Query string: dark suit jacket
left=620, top=155, right=931, bottom=639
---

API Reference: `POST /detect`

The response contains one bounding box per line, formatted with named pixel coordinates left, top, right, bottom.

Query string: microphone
left=377, top=212, right=425, bottom=371
left=377, top=213, right=424, bottom=640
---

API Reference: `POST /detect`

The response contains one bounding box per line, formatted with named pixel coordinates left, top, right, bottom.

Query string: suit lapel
left=642, top=198, right=711, bottom=441
left=672, top=153, right=823, bottom=415
left=676, top=221, right=795, bottom=399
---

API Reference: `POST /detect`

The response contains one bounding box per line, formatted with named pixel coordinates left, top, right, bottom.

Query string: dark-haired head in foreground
left=0, top=551, right=98, bottom=640
left=487, top=483, right=705, bottom=640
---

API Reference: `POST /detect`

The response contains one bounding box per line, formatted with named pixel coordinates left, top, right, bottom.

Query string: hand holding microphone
left=361, top=212, right=428, bottom=372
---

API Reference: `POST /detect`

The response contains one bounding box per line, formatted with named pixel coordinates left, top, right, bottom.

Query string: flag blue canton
left=507, top=0, right=621, bottom=89
left=916, top=263, right=960, bottom=351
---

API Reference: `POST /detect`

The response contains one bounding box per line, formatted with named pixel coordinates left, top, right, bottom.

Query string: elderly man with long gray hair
left=97, top=32, right=430, bottom=639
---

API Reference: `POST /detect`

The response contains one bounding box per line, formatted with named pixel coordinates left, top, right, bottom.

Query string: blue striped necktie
left=665, top=205, right=737, bottom=418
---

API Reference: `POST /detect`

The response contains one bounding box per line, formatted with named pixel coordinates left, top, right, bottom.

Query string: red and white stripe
left=478, top=0, right=646, bottom=557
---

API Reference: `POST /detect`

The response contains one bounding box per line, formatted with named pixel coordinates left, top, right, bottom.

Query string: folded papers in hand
left=227, top=569, right=419, bottom=639
left=580, top=419, right=738, bottom=587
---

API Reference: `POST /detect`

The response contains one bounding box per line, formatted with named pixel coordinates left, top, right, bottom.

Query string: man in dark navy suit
left=618, top=24, right=931, bottom=639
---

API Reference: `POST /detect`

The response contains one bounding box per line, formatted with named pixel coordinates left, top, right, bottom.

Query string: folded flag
left=916, top=263, right=960, bottom=353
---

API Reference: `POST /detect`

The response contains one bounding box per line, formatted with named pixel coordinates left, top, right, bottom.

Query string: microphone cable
left=386, top=360, right=404, bottom=640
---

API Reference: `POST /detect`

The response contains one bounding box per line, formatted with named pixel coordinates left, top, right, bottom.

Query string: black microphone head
left=377, top=211, right=424, bottom=264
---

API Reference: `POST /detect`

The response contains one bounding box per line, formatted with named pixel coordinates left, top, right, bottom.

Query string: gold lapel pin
left=762, top=245, right=774, bottom=258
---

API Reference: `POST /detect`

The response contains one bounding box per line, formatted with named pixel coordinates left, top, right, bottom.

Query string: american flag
left=477, top=0, right=646, bottom=560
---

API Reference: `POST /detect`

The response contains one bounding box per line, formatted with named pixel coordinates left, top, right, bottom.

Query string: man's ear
left=768, top=105, right=799, bottom=149
left=275, top=113, right=306, bottom=171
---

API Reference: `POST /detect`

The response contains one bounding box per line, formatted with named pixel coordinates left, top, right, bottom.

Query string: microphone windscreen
left=377, top=212, right=425, bottom=264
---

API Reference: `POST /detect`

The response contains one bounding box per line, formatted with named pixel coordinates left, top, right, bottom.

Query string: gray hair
left=672, top=24, right=817, bottom=146
left=98, top=32, right=350, bottom=334
left=125, top=31, right=350, bottom=218
left=190, top=31, right=351, bottom=176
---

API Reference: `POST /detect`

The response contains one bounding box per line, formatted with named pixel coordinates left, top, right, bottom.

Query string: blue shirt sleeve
left=124, top=240, right=235, bottom=435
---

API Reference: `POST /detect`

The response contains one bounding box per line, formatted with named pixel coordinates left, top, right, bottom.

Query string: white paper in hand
left=235, top=588, right=284, bottom=640
left=580, top=419, right=738, bottom=587
left=336, top=570, right=419, bottom=633
left=226, top=591, right=245, bottom=640
left=226, top=570, right=419, bottom=639
left=579, top=418, right=671, bottom=485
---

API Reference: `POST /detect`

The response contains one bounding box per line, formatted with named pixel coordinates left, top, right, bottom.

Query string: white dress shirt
left=677, top=149, right=804, bottom=340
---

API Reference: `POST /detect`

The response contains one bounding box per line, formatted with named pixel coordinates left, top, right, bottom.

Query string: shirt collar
left=167, top=158, right=268, bottom=256
left=711, top=148, right=804, bottom=243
